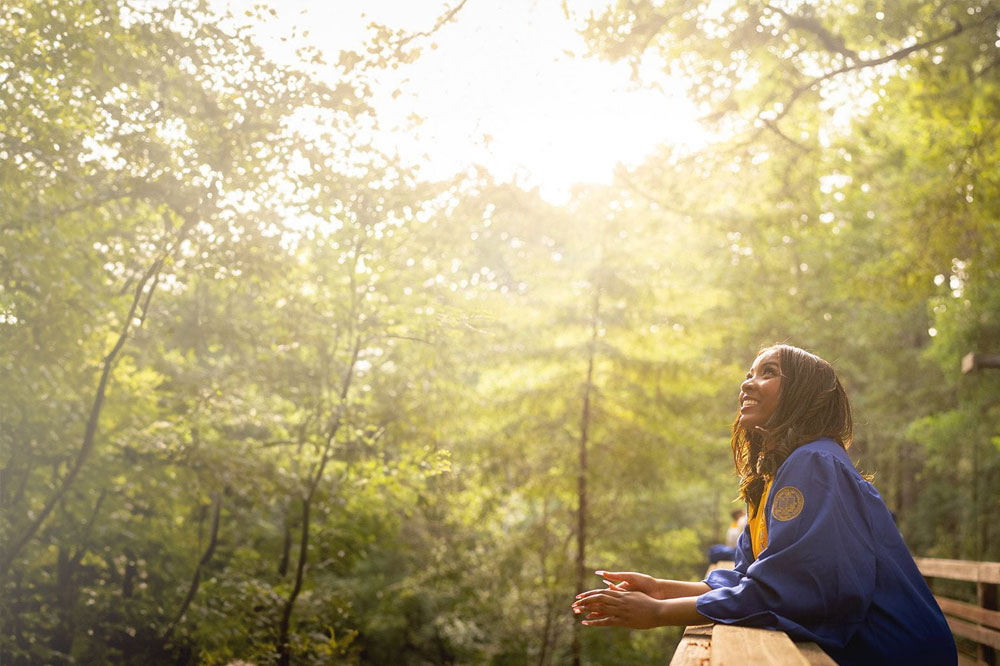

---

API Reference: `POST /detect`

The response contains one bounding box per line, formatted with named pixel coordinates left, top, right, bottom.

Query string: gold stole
left=749, top=477, right=773, bottom=558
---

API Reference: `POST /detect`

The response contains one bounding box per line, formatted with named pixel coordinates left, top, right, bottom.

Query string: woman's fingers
left=597, top=571, right=637, bottom=591
left=582, top=615, right=619, bottom=627
left=597, top=570, right=628, bottom=582
left=598, top=570, right=640, bottom=583
left=575, top=588, right=605, bottom=600
left=573, top=601, right=603, bottom=614
left=575, top=587, right=624, bottom=601
left=572, top=592, right=624, bottom=619
left=573, top=590, right=623, bottom=606
left=597, top=570, right=624, bottom=578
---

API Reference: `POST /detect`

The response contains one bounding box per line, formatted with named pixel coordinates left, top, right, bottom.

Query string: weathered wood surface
left=945, top=616, right=1000, bottom=651
left=710, top=624, right=811, bottom=666
left=914, top=557, right=1000, bottom=584
left=956, top=654, right=978, bottom=666
left=669, top=624, right=835, bottom=666
left=668, top=624, right=712, bottom=666
left=935, top=596, right=1000, bottom=631
left=962, top=352, right=1000, bottom=374
left=917, top=556, right=1000, bottom=665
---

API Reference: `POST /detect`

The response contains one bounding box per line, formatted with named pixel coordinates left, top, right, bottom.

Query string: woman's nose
left=741, top=376, right=753, bottom=392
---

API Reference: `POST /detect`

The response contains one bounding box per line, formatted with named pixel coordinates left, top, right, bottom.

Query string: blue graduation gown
left=696, top=439, right=956, bottom=666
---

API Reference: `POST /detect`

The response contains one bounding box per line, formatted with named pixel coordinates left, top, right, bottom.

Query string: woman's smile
left=738, top=349, right=782, bottom=429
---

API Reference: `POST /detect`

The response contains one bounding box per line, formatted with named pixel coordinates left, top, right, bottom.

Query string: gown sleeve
left=695, top=447, right=878, bottom=648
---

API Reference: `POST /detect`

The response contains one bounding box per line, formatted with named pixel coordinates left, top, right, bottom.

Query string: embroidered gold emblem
left=772, top=486, right=805, bottom=521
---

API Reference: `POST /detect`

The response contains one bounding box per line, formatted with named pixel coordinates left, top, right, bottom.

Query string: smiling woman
left=736, top=347, right=782, bottom=431
left=572, top=344, right=958, bottom=666
left=732, top=344, right=854, bottom=520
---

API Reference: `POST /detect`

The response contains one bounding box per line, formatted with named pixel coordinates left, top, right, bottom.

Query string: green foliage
left=2, top=0, right=999, bottom=664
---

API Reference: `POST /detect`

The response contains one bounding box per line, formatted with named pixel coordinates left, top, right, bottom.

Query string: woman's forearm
left=656, top=579, right=712, bottom=600
left=573, top=586, right=712, bottom=629
left=655, top=595, right=711, bottom=627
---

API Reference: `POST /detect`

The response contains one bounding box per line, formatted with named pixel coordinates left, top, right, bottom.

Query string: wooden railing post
left=980, top=580, right=998, bottom=666
left=913, top=557, right=1000, bottom=665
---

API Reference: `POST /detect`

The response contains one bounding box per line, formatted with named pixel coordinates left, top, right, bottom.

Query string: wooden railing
left=669, top=562, right=836, bottom=666
left=669, top=621, right=836, bottom=666
left=915, top=557, right=1000, bottom=666
left=670, top=557, right=1000, bottom=665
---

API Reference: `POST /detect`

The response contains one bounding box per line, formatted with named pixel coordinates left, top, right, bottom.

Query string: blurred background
left=2, top=0, right=998, bottom=664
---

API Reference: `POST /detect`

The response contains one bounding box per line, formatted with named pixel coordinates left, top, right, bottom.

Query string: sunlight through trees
left=2, top=0, right=999, bottom=664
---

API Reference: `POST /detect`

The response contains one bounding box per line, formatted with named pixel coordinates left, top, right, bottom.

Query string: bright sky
left=214, top=0, right=707, bottom=203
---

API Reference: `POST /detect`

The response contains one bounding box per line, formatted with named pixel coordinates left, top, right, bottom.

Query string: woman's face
left=739, top=349, right=782, bottom=430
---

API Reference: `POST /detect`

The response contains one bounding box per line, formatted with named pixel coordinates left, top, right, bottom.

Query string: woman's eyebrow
left=750, top=362, right=780, bottom=375
left=747, top=360, right=779, bottom=376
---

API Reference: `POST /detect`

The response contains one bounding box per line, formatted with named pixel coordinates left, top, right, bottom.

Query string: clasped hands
left=571, top=570, right=711, bottom=629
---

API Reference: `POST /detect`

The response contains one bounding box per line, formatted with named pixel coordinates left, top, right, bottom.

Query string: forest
left=2, top=0, right=999, bottom=664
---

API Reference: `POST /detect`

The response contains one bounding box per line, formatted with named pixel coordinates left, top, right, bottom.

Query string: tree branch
left=160, top=492, right=223, bottom=644
left=0, top=215, right=193, bottom=576
left=383, top=333, right=435, bottom=345
left=768, top=5, right=859, bottom=62
left=767, top=10, right=999, bottom=127
left=393, top=0, right=469, bottom=53
left=276, top=334, right=363, bottom=666
left=69, top=489, right=108, bottom=568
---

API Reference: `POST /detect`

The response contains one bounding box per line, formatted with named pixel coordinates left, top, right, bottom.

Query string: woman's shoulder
left=788, top=437, right=848, bottom=459
left=780, top=438, right=858, bottom=479
left=774, top=440, right=880, bottom=525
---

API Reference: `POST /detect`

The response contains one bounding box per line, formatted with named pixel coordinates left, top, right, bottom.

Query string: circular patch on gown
left=772, top=486, right=805, bottom=521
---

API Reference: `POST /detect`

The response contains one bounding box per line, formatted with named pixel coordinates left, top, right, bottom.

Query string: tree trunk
left=49, top=547, right=77, bottom=666
left=276, top=336, right=361, bottom=666
left=161, top=493, right=223, bottom=645
left=278, top=516, right=292, bottom=577
left=572, top=286, right=601, bottom=666
left=1, top=220, right=190, bottom=576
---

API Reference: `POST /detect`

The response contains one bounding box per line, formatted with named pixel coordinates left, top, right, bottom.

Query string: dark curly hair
left=732, top=344, right=853, bottom=515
